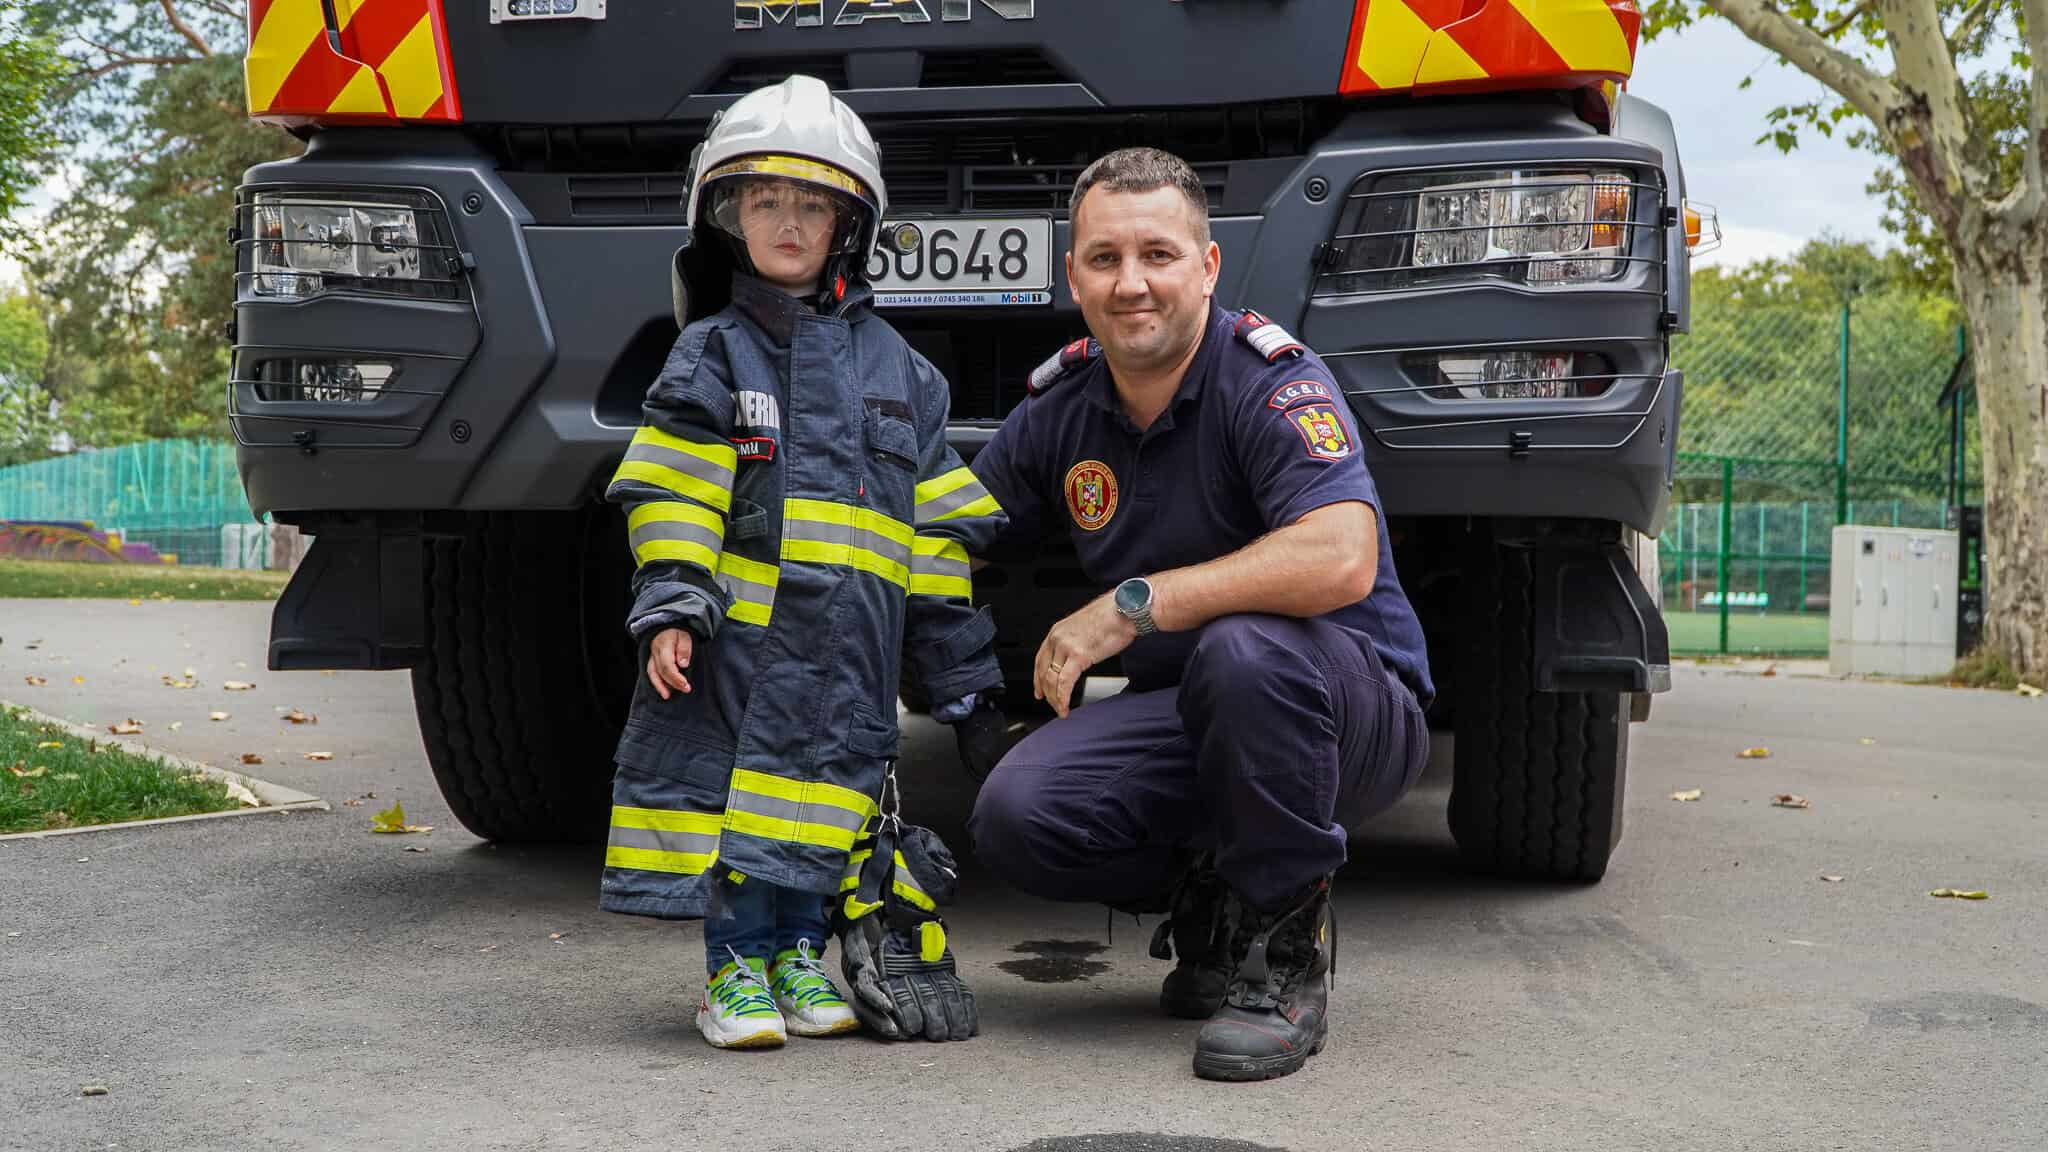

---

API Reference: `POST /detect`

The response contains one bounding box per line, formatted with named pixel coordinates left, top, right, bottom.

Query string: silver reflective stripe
left=715, top=564, right=778, bottom=621
left=910, top=549, right=971, bottom=583
left=623, top=438, right=734, bottom=490
left=727, top=789, right=869, bottom=835
left=609, top=824, right=721, bottom=859
left=917, top=477, right=994, bottom=523
left=630, top=514, right=724, bottom=559
left=781, top=517, right=912, bottom=570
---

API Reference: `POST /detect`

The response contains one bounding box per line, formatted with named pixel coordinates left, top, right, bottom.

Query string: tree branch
left=157, top=0, right=214, bottom=57
left=1705, top=0, right=1900, bottom=124
left=1819, top=0, right=1875, bottom=39
left=1877, top=0, right=1978, bottom=207
left=73, top=50, right=201, bottom=80
left=191, top=0, right=243, bottom=19
left=1946, top=0, right=1999, bottom=51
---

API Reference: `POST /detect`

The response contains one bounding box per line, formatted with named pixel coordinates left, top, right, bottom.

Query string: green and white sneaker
left=770, top=941, right=861, bottom=1037
left=698, top=951, right=786, bottom=1050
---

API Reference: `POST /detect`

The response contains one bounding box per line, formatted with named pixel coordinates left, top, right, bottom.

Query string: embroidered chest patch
left=1063, top=460, right=1119, bottom=531
left=1291, top=404, right=1353, bottom=461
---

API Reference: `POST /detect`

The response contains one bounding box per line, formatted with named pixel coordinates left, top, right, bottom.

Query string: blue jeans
left=703, top=877, right=833, bottom=976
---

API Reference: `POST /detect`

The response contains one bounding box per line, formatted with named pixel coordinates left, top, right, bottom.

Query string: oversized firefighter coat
left=599, top=274, right=1006, bottom=919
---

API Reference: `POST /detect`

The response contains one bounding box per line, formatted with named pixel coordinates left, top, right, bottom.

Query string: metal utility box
left=1829, top=525, right=1959, bottom=678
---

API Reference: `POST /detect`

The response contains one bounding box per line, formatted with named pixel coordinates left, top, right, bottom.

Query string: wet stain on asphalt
left=998, top=939, right=1110, bottom=983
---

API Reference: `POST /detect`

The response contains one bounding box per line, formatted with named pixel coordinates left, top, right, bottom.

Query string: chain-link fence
left=1662, top=291, right=1978, bottom=656
left=0, top=439, right=274, bottom=568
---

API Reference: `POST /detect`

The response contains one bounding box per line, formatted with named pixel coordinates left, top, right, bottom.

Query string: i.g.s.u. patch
left=1268, top=379, right=1335, bottom=410
left=1290, top=404, right=1353, bottom=461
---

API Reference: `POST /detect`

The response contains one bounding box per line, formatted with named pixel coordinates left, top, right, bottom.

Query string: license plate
left=867, top=216, right=1054, bottom=307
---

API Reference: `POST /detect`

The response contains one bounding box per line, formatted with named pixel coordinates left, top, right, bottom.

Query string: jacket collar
left=730, top=272, right=874, bottom=347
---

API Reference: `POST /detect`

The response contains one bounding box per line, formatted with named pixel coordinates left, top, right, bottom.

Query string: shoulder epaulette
left=1234, top=309, right=1306, bottom=362
left=1027, top=338, right=1101, bottom=395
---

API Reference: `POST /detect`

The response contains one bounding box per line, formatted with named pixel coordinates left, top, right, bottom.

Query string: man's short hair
left=1069, top=147, right=1211, bottom=248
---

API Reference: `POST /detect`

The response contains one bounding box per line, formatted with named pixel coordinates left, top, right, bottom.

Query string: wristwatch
left=1114, top=576, right=1158, bottom=636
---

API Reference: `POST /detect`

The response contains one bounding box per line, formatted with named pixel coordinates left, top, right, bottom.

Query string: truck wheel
left=1449, top=542, right=1628, bottom=883
left=411, top=510, right=631, bottom=842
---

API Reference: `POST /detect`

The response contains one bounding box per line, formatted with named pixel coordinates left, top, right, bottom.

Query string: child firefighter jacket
left=599, top=275, right=1006, bottom=918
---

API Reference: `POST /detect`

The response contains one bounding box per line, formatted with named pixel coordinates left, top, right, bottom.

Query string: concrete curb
left=0, top=698, right=328, bottom=841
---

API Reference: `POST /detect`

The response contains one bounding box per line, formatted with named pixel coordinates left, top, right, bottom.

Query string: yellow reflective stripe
left=613, top=460, right=733, bottom=515
left=726, top=600, right=773, bottom=627
left=783, top=539, right=909, bottom=588
left=627, top=500, right=725, bottom=573
left=783, top=498, right=914, bottom=547
left=730, top=767, right=878, bottom=824
left=605, top=845, right=718, bottom=875
left=909, top=536, right=973, bottom=599
left=928, top=491, right=1001, bottom=523
left=612, top=806, right=723, bottom=834
left=914, top=466, right=979, bottom=505
left=632, top=424, right=740, bottom=473
left=725, top=808, right=861, bottom=852
left=715, top=552, right=779, bottom=627
left=918, top=920, right=946, bottom=961
left=834, top=847, right=935, bottom=911
left=718, top=552, right=780, bottom=586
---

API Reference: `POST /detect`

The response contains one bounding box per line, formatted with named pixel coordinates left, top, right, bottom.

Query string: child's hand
left=647, top=628, right=694, bottom=699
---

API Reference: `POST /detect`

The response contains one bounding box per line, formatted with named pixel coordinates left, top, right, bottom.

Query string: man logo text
left=736, top=0, right=1034, bottom=29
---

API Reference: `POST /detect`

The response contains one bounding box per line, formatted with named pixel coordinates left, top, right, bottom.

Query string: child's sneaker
left=698, top=951, right=786, bottom=1050
left=769, top=941, right=861, bottom=1037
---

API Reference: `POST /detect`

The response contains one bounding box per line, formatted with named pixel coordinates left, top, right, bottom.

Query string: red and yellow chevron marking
left=1341, top=0, right=1639, bottom=96
left=245, top=0, right=461, bottom=123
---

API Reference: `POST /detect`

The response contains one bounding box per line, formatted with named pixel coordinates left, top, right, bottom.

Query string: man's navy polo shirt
left=971, top=303, right=1435, bottom=706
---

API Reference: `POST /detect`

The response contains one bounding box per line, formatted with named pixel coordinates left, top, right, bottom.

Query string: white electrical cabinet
left=1829, top=525, right=1958, bottom=677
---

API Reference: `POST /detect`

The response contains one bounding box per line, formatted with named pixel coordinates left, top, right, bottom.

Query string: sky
left=0, top=17, right=1888, bottom=289
left=1628, top=16, right=1892, bottom=267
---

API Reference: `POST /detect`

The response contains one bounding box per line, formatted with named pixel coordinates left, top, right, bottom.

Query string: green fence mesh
left=0, top=439, right=257, bottom=566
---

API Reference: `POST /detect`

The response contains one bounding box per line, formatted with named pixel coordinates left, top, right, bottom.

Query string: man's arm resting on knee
left=1148, top=501, right=1377, bottom=633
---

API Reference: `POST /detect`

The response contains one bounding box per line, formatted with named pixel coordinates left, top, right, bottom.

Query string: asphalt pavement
left=1, top=599, right=2044, bottom=1152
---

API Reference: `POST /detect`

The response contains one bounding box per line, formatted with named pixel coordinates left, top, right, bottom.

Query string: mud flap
left=1527, top=537, right=1671, bottom=695
left=268, top=513, right=427, bottom=671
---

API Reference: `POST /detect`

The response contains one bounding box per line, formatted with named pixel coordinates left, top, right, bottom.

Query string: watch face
left=1116, top=579, right=1147, bottom=613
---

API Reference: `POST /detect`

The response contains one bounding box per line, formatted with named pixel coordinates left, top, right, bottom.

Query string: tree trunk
left=1952, top=242, right=2048, bottom=684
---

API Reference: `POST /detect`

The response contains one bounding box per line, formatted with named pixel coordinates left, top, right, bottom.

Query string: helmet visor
left=703, top=156, right=874, bottom=257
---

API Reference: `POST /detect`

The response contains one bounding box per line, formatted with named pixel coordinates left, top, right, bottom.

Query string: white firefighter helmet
left=686, top=74, right=887, bottom=264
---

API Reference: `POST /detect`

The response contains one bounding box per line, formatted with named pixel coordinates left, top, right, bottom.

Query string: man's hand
left=1034, top=592, right=1136, bottom=719
left=646, top=627, right=693, bottom=699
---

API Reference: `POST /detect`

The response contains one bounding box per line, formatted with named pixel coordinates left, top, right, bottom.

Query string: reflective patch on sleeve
left=1027, top=338, right=1100, bottom=394
left=1268, top=379, right=1335, bottom=410
left=1235, top=309, right=1306, bottom=362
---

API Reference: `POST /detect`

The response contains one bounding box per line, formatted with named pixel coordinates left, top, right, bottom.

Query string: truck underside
left=233, top=0, right=1678, bottom=882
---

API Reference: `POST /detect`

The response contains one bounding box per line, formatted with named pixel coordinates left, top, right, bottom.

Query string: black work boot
left=1192, top=877, right=1333, bottom=1082
left=1149, top=862, right=1231, bottom=1019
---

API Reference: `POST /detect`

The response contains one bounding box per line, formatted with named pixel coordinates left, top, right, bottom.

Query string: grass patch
left=0, top=557, right=288, bottom=601
left=1666, top=610, right=1831, bottom=657
left=1922, top=647, right=2024, bottom=691
left=1, top=707, right=243, bottom=834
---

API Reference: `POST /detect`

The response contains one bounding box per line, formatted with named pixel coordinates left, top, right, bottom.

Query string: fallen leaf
left=478, top=944, right=498, bottom=953
left=1821, top=874, right=1845, bottom=883
left=1759, top=664, right=1778, bottom=677
left=168, top=722, right=182, bottom=732
left=1858, top=737, right=1877, bottom=746
left=71, top=676, right=84, bottom=685
left=127, top=599, right=140, bottom=606
left=1738, top=747, right=1772, bottom=759
left=1772, top=794, right=1812, bottom=809
left=160, top=674, right=198, bottom=690
left=80, top=1084, right=109, bottom=1097
left=107, top=720, right=144, bottom=736
left=25, top=641, right=39, bottom=650
left=283, top=709, right=317, bottom=725
left=1929, top=888, right=1989, bottom=900
left=404, top=846, right=430, bottom=854
left=1670, top=788, right=1703, bottom=802
left=208, top=711, right=230, bottom=722
left=239, top=753, right=264, bottom=766
left=2018, top=683, right=2044, bottom=698
left=8, top=764, right=47, bottom=779
left=223, top=681, right=255, bottom=691
left=223, top=780, right=261, bottom=808
left=371, top=801, right=431, bottom=834
left=54, top=772, right=78, bottom=781
left=549, top=932, right=568, bottom=942
left=303, top=752, right=333, bottom=762
left=22, top=676, right=45, bottom=687
left=35, top=742, right=61, bottom=750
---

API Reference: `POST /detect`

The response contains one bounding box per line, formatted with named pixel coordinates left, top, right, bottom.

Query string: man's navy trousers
left=969, top=611, right=1429, bottom=912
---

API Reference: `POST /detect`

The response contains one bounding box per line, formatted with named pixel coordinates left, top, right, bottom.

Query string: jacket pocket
left=727, top=496, right=769, bottom=541
left=615, top=721, right=735, bottom=794
left=846, top=702, right=901, bottom=761
left=862, top=401, right=917, bottom=471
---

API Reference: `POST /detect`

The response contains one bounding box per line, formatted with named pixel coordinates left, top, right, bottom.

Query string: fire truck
left=231, top=0, right=1707, bottom=881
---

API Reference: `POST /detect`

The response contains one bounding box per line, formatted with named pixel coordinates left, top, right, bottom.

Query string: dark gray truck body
left=232, top=0, right=1680, bottom=871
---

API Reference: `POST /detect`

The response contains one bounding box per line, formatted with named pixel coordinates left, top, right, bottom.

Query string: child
left=596, top=76, right=1009, bottom=1050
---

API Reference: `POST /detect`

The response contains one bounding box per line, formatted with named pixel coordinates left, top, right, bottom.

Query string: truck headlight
left=1317, top=166, right=1652, bottom=296
left=1406, top=349, right=1617, bottom=400
left=242, top=188, right=460, bottom=301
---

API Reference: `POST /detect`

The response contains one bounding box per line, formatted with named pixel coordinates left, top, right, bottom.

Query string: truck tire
left=1449, top=542, right=1628, bottom=883
left=411, top=510, right=631, bottom=843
